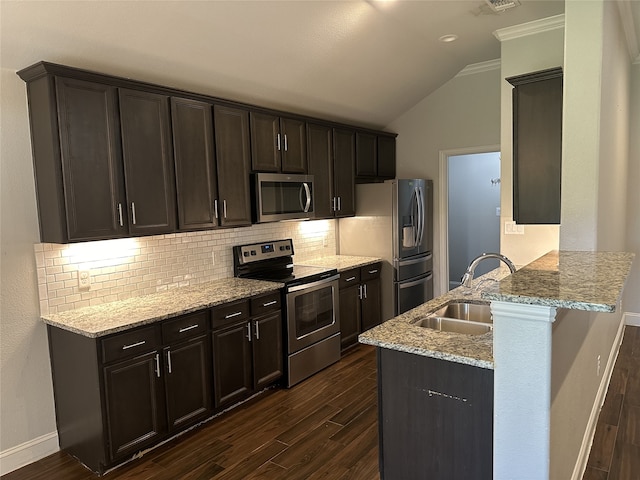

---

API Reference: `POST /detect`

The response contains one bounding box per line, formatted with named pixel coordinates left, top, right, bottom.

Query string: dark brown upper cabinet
left=507, top=67, right=563, bottom=225
left=332, top=128, right=356, bottom=217
left=377, top=135, right=397, bottom=179
left=307, top=123, right=356, bottom=219
left=119, top=89, right=177, bottom=236
left=355, top=132, right=377, bottom=177
left=307, top=123, right=335, bottom=219
left=171, top=97, right=218, bottom=230
left=213, top=105, right=252, bottom=227
left=250, top=112, right=307, bottom=173
left=355, top=132, right=396, bottom=181
left=21, top=75, right=128, bottom=243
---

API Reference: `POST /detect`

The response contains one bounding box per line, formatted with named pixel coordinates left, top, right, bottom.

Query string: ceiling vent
left=484, top=0, right=521, bottom=13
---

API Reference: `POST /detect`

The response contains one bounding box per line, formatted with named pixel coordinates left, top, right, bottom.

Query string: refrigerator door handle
left=396, top=253, right=433, bottom=267
left=416, top=186, right=425, bottom=248
left=398, top=272, right=433, bottom=289
left=411, top=187, right=420, bottom=248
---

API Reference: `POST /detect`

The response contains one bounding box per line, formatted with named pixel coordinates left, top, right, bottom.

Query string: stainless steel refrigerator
left=339, top=179, right=433, bottom=321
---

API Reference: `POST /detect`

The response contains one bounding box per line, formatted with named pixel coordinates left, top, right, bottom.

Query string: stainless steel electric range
left=233, top=239, right=340, bottom=387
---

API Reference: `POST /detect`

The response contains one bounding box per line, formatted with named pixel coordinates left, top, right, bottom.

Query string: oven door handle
left=287, top=274, right=340, bottom=293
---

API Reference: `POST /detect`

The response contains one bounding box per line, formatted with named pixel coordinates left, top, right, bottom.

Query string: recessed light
left=438, top=34, right=458, bottom=43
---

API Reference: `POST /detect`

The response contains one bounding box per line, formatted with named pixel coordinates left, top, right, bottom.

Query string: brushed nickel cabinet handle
left=131, top=202, right=137, bottom=225
left=368, top=269, right=378, bottom=274
left=276, top=133, right=281, bottom=151
left=214, top=199, right=219, bottom=219
left=122, top=340, right=145, bottom=350
left=167, top=350, right=172, bottom=374
left=154, top=353, right=161, bottom=378
left=225, top=311, right=243, bottom=319
left=223, top=200, right=228, bottom=219
left=346, top=276, right=356, bottom=282
left=246, top=322, right=252, bottom=341
left=117, top=203, right=124, bottom=227
left=284, top=134, right=288, bottom=152
left=263, top=300, right=277, bottom=307
left=178, top=324, right=199, bottom=333
left=254, top=321, right=260, bottom=340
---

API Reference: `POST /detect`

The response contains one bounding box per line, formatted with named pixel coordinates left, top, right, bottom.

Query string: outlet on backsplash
left=78, top=270, right=91, bottom=291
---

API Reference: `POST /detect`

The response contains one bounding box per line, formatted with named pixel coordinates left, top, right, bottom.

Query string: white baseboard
left=0, top=431, right=59, bottom=476
left=571, top=316, right=626, bottom=480
left=625, top=312, right=640, bottom=326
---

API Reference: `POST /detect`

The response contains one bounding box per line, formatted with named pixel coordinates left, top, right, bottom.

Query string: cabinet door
left=171, top=97, right=218, bottom=230
left=355, top=132, right=377, bottom=177
left=377, top=135, right=396, bottom=180
left=307, top=123, right=335, bottom=219
left=119, top=89, right=177, bottom=236
left=508, top=68, right=562, bottom=225
left=361, top=277, right=382, bottom=332
left=339, top=283, right=361, bottom=351
left=333, top=128, right=356, bottom=217
left=164, top=335, right=212, bottom=432
left=281, top=117, right=307, bottom=173
left=103, top=351, right=166, bottom=461
left=55, top=77, right=128, bottom=241
left=213, top=105, right=252, bottom=227
left=252, top=312, right=284, bottom=390
left=212, top=322, right=253, bottom=408
left=250, top=111, right=280, bottom=172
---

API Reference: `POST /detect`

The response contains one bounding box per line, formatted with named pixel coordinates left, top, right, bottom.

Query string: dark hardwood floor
left=583, top=325, right=640, bottom=480
left=2, top=345, right=380, bottom=480
left=4, top=326, right=639, bottom=480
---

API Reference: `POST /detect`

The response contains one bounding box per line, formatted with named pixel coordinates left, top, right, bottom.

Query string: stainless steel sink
left=430, top=302, right=492, bottom=324
left=414, top=301, right=493, bottom=335
left=414, top=316, right=492, bottom=335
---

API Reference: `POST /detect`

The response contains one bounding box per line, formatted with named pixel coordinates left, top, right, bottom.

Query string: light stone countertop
left=481, top=250, right=635, bottom=312
left=42, top=278, right=283, bottom=338
left=359, top=250, right=634, bottom=370
left=300, top=255, right=382, bottom=272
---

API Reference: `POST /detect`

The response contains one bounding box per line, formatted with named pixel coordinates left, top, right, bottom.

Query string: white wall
left=550, top=2, right=633, bottom=479
left=499, top=25, right=563, bottom=267
left=387, top=66, right=501, bottom=297
left=0, top=69, right=58, bottom=460
left=625, top=61, right=640, bottom=315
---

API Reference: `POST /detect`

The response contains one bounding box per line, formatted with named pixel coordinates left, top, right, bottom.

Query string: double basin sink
left=414, top=301, right=492, bottom=335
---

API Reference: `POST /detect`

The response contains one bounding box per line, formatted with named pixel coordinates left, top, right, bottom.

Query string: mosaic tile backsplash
left=35, top=220, right=336, bottom=315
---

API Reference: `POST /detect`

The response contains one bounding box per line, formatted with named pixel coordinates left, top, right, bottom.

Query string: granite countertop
left=482, top=250, right=635, bottom=312
left=42, top=278, right=283, bottom=338
left=300, top=255, right=382, bottom=272
left=359, top=250, right=634, bottom=370
left=359, top=267, right=512, bottom=370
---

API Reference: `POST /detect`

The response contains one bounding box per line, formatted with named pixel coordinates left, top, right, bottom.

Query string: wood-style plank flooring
left=583, top=326, right=640, bottom=480
left=4, top=327, right=639, bottom=480
left=2, top=345, right=380, bottom=480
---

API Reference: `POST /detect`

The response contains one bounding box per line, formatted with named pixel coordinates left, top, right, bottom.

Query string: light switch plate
left=504, top=221, right=525, bottom=235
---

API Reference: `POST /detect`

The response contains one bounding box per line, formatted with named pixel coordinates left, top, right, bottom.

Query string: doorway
left=438, top=146, right=501, bottom=293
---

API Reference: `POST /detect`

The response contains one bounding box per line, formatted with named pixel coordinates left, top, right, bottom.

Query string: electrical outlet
left=78, top=269, right=91, bottom=291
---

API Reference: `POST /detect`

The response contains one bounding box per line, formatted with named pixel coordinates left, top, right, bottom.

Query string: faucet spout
left=460, top=253, right=516, bottom=288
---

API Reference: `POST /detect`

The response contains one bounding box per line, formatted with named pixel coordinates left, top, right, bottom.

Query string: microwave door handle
left=302, top=183, right=311, bottom=212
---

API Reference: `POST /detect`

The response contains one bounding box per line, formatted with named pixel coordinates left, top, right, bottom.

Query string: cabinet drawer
left=339, top=268, right=361, bottom=289
left=211, top=300, right=250, bottom=329
left=361, top=263, right=382, bottom=282
left=101, top=325, right=161, bottom=364
left=250, top=292, right=281, bottom=317
left=162, top=310, right=209, bottom=344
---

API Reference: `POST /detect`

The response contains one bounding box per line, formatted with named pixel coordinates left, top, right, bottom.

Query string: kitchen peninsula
left=360, top=250, right=634, bottom=480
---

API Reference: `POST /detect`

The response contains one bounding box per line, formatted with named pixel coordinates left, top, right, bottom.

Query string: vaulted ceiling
left=2, top=1, right=638, bottom=129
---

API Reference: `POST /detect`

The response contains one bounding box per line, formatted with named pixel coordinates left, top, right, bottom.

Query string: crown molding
left=456, top=59, right=501, bottom=77
left=493, top=14, right=565, bottom=42
left=616, top=0, right=640, bottom=62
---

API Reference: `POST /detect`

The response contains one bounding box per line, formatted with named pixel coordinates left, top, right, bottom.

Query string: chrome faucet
left=461, top=253, right=516, bottom=288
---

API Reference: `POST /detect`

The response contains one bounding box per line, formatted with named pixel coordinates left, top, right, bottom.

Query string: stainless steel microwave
left=253, top=173, right=315, bottom=223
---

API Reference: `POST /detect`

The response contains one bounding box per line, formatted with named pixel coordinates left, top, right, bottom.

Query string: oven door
left=286, top=275, right=340, bottom=353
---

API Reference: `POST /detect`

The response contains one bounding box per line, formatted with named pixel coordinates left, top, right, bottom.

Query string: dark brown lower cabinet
left=212, top=293, right=283, bottom=408
left=47, top=311, right=213, bottom=474
left=103, top=352, right=167, bottom=460
left=378, top=348, right=493, bottom=480
left=339, top=263, right=382, bottom=351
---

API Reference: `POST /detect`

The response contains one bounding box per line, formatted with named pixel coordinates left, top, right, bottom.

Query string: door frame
left=438, top=145, right=500, bottom=295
